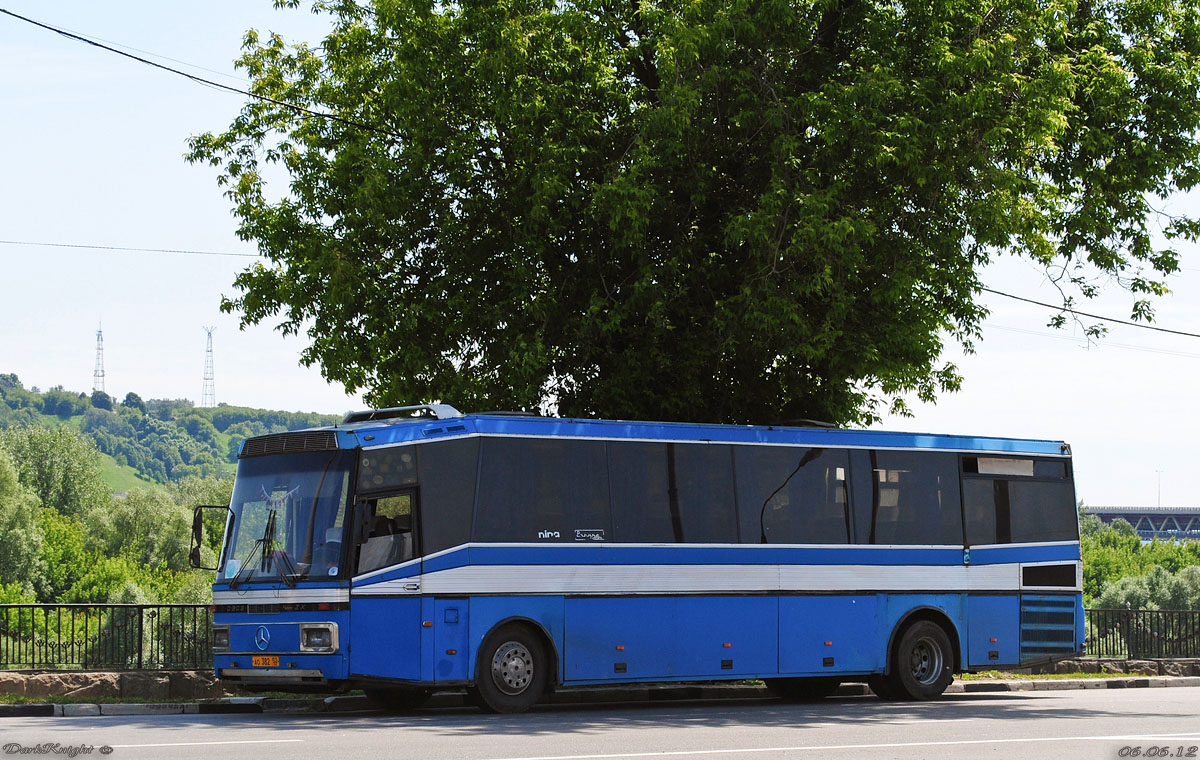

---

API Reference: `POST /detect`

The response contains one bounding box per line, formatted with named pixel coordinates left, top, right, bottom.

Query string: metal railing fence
left=1085, top=608, right=1200, bottom=659
left=0, top=604, right=211, bottom=670
left=3, top=604, right=1199, bottom=670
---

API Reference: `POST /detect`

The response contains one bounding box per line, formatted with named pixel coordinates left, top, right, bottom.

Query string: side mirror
left=190, top=504, right=231, bottom=571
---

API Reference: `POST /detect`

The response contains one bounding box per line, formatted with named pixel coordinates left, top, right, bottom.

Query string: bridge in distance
left=1088, top=505, right=1200, bottom=540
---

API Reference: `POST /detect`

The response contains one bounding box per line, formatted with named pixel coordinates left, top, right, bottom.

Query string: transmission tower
left=201, top=327, right=216, bottom=408
left=92, top=323, right=105, bottom=394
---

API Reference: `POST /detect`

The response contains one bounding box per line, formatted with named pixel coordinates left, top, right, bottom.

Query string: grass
left=97, top=453, right=155, bottom=493
left=959, top=670, right=1121, bottom=680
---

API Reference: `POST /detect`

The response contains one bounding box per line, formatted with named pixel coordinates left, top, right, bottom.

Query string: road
left=3, top=688, right=1199, bottom=760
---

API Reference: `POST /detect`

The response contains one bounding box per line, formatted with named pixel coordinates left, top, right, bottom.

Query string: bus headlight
left=300, top=623, right=338, bottom=653
left=212, top=626, right=230, bottom=651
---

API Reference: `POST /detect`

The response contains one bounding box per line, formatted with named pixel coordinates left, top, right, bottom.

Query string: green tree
left=33, top=508, right=90, bottom=602
left=1077, top=502, right=1103, bottom=538
left=0, top=426, right=111, bottom=519
left=90, top=390, right=114, bottom=411
left=121, top=392, right=147, bottom=414
left=0, top=581, right=35, bottom=604
left=1095, top=565, right=1200, bottom=611
left=188, top=0, right=1200, bottom=424
left=0, top=449, right=44, bottom=593
left=41, top=389, right=88, bottom=419
left=104, top=488, right=194, bottom=572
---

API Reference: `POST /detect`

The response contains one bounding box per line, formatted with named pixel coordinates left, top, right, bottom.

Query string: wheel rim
left=908, top=635, right=944, bottom=686
left=491, top=641, right=534, bottom=695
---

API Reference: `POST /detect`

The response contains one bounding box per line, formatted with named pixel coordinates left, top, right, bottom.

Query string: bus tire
left=363, top=686, right=432, bottom=712
left=888, top=620, right=954, bottom=700
left=474, top=623, right=549, bottom=714
left=765, top=677, right=840, bottom=701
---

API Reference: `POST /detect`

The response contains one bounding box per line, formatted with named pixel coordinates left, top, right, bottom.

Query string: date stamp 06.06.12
left=1117, top=747, right=1199, bottom=758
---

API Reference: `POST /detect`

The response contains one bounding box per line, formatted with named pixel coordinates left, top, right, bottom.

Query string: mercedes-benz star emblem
left=254, top=625, right=271, bottom=651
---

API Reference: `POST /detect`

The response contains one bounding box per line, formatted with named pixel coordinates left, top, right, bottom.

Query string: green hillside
left=0, top=373, right=340, bottom=487
left=97, top=453, right=155, bottom=492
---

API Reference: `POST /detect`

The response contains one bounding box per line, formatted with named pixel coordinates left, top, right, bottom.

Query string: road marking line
left=109, top=740, right=304, bottom=749
left=480, top=733, right=1200, bottom=760
left=885, top=718, right=976, bottom=724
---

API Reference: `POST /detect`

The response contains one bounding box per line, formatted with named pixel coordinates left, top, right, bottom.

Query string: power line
left=987, top=322, right=1200, bottom=359
left=0, top=239, right=258, bottom=258
left=982, top=287, right=1200, bottom=339
left=0, top=7, right=403, bottom=141
left=5, top=237, right=1200, bottom=338
left=50, top=22, right=248, bottom=85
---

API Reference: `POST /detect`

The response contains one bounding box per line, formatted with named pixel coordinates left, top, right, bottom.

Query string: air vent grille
left=1020, top=595, right=1078, bottom=661
left=240, top=431, right=339, bottom=458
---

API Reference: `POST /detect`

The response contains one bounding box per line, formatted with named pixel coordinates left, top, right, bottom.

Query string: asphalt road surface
left=3, top=687, right=1198, bottom=760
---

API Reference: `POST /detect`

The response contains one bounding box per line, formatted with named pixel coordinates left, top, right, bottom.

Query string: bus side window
left=417, top=438, right=479, bottom=554
left=870, top=451, right=962, bottom=545
left=357, top=493, right=414, bottom=574
left=474, top=438, right=610, bottom=542
left=610, top=442, right=676, bottom=543
left=733, top=446, right=850, bottom=544
left=669, top=444, right=738, bottom=543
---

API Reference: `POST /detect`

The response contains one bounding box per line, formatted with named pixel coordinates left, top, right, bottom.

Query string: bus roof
left=275, top=409, right=1070, bottom=458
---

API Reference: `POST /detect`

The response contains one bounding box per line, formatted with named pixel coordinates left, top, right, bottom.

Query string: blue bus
left=192, top=405, right=1083, bottom=713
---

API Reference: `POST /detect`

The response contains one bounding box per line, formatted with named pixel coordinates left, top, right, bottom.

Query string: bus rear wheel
left=883, top=620, right=954, bottom=700
left=473, top=623, right=549, bottom=714
left=765, top=677, right=840, bottom=701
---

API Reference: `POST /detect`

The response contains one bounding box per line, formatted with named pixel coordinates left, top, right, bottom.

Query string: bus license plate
left=252, top=656, right=279, bottom=667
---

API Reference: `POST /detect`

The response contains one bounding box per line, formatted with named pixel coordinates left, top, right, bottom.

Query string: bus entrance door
left=348, top=491, right=423, bottom=682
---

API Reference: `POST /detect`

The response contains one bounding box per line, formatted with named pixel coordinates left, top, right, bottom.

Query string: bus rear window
left=962, top=455, right=1077, bottom=545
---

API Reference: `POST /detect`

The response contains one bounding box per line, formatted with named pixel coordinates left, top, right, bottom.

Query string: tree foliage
left=0, top=425, right=110, bottom=519
left=187, top=0, right=1200, bottom=423
left=1095, top=565, right=1200, bottom=610
left=1079, top=505, right=1200, bottom=606
left=0, top=419, right=237, bottom=604
left=34, top=508, right=89, bottom=602
left=0, top=449, right=43, bottom=594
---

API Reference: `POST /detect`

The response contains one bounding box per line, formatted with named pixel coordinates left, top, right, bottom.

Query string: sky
left=1, top=1, right=1197, bottom=509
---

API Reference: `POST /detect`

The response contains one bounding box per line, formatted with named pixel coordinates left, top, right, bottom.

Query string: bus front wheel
left=472, top=623, right=549, bottom=714
left=883, top=620, right=955, bottom=700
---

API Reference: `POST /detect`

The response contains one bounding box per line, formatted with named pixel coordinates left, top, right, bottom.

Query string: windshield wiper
left=261, top=509, right=298, bottom=588
left=226, top=525, right=265, bottom=591
left=227, top=507, right=297, bottom=589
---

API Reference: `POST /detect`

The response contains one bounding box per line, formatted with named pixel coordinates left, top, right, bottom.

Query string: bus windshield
left=219, top=450, right=354, bottom=585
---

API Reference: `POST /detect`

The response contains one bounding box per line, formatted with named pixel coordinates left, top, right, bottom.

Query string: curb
left=5, top=676, right=1200, bottom=717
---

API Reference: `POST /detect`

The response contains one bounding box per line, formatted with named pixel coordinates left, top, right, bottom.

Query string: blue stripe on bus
left=351, top=543, right=1080, bottom=587
left=353, top=544, right=1080, bottom=588
left=968, top=544, right=1080, bottom=563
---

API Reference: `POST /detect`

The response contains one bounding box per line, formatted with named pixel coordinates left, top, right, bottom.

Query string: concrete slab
left=100, top=703, right=187, bottom=716
left=61, top=704, right=99, bottom=717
